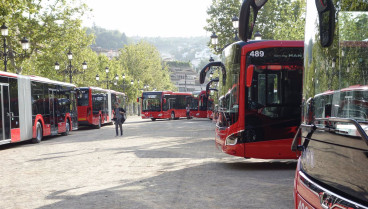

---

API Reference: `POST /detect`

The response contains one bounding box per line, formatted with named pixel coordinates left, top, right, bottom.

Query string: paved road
left=0, top=116, right=296, bottom=209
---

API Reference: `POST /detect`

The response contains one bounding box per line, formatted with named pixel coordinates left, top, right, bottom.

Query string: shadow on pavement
left=37, top=160, right=295, bottom=209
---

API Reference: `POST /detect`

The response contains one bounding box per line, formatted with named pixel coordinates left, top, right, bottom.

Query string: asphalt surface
left=0, top=116, right=297, bottom=209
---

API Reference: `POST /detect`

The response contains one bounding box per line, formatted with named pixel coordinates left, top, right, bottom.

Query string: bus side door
left=49, top=89, right=58, bottom=135
left=0, top=83, right=12, bottom=144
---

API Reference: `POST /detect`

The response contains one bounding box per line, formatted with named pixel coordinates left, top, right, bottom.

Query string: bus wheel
left=62, top=120, right=70, bottom=136
left=32, top=122, right=43, bottom=143
left=151, top=118, right=156, bottom=121
left=170, top=112, right=175, bottom=120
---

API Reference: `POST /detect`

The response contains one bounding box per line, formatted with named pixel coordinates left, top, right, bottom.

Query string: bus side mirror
left=239, top=0, right=268, bottom=42
left=199, top=62, right=226, bottom=84
left=246, top=65, right=255, bottom=87
left=315, top=0, right=335, bottom=47
left=137, top=97, right=141, bottom=103
left=163, top=98, right=167, bottom=104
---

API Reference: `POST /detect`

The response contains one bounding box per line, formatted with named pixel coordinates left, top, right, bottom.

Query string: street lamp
left=232, top=15, right=239, bottom=41
left=55, top=49, right=87, bottom=83
left=95, top=67, right=118, bottom=89
left=0, top=23, right=29, bottom=72
left=254, top=31, right=262, bottom=40
left=210, top=32, right=218, bottom=46
left=209, top=56, right=214, bottom=63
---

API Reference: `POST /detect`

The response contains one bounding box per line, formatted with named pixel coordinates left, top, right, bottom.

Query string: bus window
left=78, top=90, right=89, bottom=106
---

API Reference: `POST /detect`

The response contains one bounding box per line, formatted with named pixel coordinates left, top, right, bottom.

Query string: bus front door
left=0, top=84, right=12, bottom=144
left=49, top=89, right=58, bottom=135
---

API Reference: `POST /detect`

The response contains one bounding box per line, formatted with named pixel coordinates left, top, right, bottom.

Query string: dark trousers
left=115, top=120, right=123, bottom=136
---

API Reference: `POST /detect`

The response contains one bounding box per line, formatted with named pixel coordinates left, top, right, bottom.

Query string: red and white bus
left=200, top=40, right=303, bottom=159
left=239, top=0, right=368, bottom=208
left=0, top=72, right=77, bottom=145
left=77, top=87, right=125, bottom=128
left=140, top=91, right=192, bottom=121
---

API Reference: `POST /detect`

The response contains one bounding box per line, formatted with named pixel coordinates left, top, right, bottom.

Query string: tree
left=117, top=41, right=176, bottom=102
left=204, top=0, right=306, bottom=53
left=0, top=0, right=92, bottom=78
left=204, top=0, right=241, bottom=53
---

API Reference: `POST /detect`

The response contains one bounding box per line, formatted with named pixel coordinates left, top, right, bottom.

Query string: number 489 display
left=249, top=51, right=264, bottom=57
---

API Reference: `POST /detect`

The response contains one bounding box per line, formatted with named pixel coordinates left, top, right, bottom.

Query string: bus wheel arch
left=95, top=115, right=102, bottom=129
left=62, top=119, right=71, bottom=136
left=32, top=122, right=43, bottom=143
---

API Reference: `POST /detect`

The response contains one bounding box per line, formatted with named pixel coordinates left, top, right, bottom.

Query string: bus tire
left=62, top=120, right=70, bottom=136
left=151, top=118, right=156, bottom=121
left=32, top=122, right=43, bottom=143
left=170, top=112, right=175, bottom=120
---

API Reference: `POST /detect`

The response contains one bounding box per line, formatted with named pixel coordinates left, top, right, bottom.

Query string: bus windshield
left=142, top=92, right=162, bottom=112
left=77, top=90, right=89, bottom=106
left=248, top=65, right=303, bottom=119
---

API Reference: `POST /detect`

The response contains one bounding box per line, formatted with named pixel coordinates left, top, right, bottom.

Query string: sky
left=82, top=0, right=213, bottom=37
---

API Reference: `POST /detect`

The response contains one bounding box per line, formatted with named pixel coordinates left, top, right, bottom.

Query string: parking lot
left=0, top=116, right=296, bottom=209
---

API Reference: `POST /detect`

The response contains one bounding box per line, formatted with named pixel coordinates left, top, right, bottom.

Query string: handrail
left=291, top=117, right=368, bottom=152
left=315, top=117, right=368, bottom=145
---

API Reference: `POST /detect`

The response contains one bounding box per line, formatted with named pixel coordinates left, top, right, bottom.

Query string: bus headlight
left=225, top=131, right=244, bottom=146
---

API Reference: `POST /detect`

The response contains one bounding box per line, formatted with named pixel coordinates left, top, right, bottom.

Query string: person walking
left=113, top=102, right=126, bottom=137
left=186, top=104, right=191, bottom=119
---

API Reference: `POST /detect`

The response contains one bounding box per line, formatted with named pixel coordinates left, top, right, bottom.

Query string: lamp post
left=0, top=23, right=29, bottom=72
left=55, top=49, right=87, bottom=83
left=122, top=73, right=126, bottom=92
left=95, top=67, right=118, bottom=89
left=232, top=15, right=239, bottom=41
left=211, top=15, right=239, bottom=53
left=254, top=31, right=262, bottom=40
left=209, top=56, right=214, bottom=63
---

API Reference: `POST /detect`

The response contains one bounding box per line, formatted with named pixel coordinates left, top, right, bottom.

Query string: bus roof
left=29, top=75, right=76, bottom=87
left=79, top=86, right=110, bottom=92
left=110, top=90, right=125, bottom=96
left=0, top=71, right=19, bottom=78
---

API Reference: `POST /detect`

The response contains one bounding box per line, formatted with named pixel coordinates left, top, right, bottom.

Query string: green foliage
left=205, top=0, right=306, bottom=53
left=117, top=41, right=176, bottom=102
left=0, top=0, right=175, bottom=106
left=204, top=0, right=241, bottom=53
left=86, top=25, right=129, bottom=50
left=165, top=61, right=192, bottom=68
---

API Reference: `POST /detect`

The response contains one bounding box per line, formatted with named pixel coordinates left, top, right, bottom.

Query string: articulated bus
left=239, top=0, right=368, bottom=208
left=0, top=72, right=77, bottom=145
left=140, top=91, right=191, bottom=121
left=200, top=40, right=303, bottom=159
left=77, top=87, right=124, bottom=128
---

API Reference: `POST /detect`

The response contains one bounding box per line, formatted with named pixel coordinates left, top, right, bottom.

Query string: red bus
left=140, top=91, right=192, bottom=121
left=0, top=72, right=77, bottom=145
left=206, top=78, right=219, bottom=120
left=77, top=87, right=124, bottom=128
left=189, top=90, right=209, bottom=118
left=239, top=0, right=368, bottom=208
left=200, top=40, right=303, bottom=159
